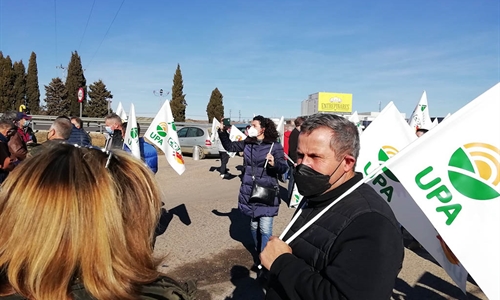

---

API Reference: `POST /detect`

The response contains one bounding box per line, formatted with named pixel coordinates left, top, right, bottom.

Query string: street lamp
left=153, top=89, right=169, bottom=108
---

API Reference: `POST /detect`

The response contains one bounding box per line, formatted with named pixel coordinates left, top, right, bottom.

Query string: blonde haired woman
left=0, top=144, right=196, bottom=300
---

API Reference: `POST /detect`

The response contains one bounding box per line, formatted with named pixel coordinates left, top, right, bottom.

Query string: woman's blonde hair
left=0, top=144, right=162, bottom=299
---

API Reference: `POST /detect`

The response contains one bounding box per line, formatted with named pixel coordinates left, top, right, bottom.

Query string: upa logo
left=415, top=142, right=499, bottom=226
left=363, top=145, right=400, bottom=202
left=448, top=143, right=500, bottom=200
left=130, top=127, right=138, bottom=139
left=149, top=122, right=169, bottom=145
left=420, top=104, right=427, bottom=112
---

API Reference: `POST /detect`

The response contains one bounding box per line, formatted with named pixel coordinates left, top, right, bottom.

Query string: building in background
left=301, top=92, right=353, bottom=116
left=300, top=92, right=407, bottom=129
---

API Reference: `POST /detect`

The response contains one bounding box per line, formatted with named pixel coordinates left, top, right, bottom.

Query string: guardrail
left=25, top=115, right=153, bottom=133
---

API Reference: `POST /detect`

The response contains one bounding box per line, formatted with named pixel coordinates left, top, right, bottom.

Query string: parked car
left=176, top=124, right=219, bottom=159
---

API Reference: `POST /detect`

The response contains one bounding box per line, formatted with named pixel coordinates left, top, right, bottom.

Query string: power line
left=85, top=0, right=125, bottom=69
left=78, top=0, right=96, bottom=52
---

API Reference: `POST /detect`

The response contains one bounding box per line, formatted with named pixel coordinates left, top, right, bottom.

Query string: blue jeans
left=250, top=216, right=274, bottom=252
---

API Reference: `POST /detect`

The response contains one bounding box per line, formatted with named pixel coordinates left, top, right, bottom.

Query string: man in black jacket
left=260, top=113, right=403, bottom=300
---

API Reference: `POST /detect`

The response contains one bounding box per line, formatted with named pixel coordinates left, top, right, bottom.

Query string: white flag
left=348, top=111, right=363, bottom=136
left=145, top=100, right=185, bottom=175
left=276, top=116, right=285, bottom=147
left=210, top=118, right=221, bottom=143
left=356, top=102, right=468, bottom=292
left=431, top=117, right=439, bottom=129
left=408, top=91, right=432, bottom=132
left=228, top=125, right=247, bottom=158
left=123, top=104, right=141, bottom=159
left=115, top=102, right=128, bottom=122
left=444, top=113, right=452, bottom=120
left=380, top=83, right=500, bottom=300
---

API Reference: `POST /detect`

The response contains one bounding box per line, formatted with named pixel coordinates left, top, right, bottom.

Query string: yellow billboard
left=317, top=92, right=352, bottom=113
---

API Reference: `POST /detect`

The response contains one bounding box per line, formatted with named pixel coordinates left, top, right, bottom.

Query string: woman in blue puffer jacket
left=218, top=115, right=288, bottom=266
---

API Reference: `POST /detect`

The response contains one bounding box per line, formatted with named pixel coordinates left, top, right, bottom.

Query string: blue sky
left=0, top=1, right=498, bottom=120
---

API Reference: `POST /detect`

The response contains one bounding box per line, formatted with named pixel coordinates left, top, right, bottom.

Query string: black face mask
left=294, top=160, right=344, bottom=198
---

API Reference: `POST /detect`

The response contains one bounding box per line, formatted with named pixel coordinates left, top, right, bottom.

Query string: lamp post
left=153, top=89, right=169, bottom=108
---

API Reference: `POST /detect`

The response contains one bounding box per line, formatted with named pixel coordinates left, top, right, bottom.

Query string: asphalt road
left=152, top=155, right=487, bottom=300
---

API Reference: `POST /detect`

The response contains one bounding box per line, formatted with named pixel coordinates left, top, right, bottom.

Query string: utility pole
left=229, top=109, right=232, bottom=120
left=239, top=110, right=241, bottom=122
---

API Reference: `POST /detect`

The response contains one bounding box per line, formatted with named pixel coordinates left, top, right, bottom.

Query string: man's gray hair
left=300, top=113, right=360, bottom=160
left=105, top=113, right=122, bottom=126
left=51, top=118, right=73, bottom=140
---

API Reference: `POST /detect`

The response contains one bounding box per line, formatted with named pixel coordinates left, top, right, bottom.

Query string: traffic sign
left=78, top=88, right=84, bottom=103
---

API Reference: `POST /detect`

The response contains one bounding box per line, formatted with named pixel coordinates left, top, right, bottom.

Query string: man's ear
left=343, top=155, right=356, bottom=172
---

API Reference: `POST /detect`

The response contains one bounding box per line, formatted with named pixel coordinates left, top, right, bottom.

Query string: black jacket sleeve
left=218, top=129, right=245, bottom=153
left=288, top=129, right=299, bottom=163
left=268, top=213, right=404, bottom=300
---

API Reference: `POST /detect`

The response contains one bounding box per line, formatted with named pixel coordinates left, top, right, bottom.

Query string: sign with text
left=317, top=92, right=352, bottom=113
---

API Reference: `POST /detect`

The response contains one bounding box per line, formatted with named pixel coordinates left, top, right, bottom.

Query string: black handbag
left=248, top=144, right=278, bottom=206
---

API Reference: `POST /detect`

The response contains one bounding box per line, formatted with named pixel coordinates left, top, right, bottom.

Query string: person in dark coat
left=218, top=115, right=288, bottom=268
left=69, top=116, right=92, bottom=146
left=260, top=113, right=404, bottom=300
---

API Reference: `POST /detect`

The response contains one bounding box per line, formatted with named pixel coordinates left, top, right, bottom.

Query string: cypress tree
left=206, top=87, right=224, bottom=122
left=85, top=79, right=113, bottom=117
left=65, top=51, right=87, bottom=116
left=170, top=64, right=187, bottom=122
left=44, top=77, right=69, bottom=116
left=0, top=55, right=15, bottom=111
left=26, top=52, right=41, bottom=114
left=12, top=60, right=26, bottom=111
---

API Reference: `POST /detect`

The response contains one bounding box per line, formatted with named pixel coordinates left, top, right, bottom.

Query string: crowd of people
left=0, top=111, right=408, bottom=299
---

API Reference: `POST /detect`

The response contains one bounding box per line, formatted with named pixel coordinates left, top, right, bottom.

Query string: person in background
left=68, top=116, right=92, bottom=146
left=0, top=120, right=16, bottom=183
left=104, top=113, right=124, bottom=150
left=217, top=124, right=231, bottom=179
left=1, top=111, right=28, bottom=163
left=286, top=116, right=305, bottom=202
left=122, top=122, right=158, bottom=174
left=260, top=113, right=403, bottom=300
left=0, top=143, right=196, bottom=299
left=218, top=115, right=288, bottom=277
left=415, top=128, right=429, bottom=137
left=281, top=124, right=294, bottom=182
left=15, top=112, right=37, bottom=144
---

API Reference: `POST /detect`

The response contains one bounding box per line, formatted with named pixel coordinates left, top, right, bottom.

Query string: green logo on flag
left=156, top=122, right=168, bottom=137
left=378, top=146, right=400, bottom=182
left=420, top=105, right=427, bottom=112
left=130, top=127, right=138, bottom=139
left=448, top=143, right=500, bottom=200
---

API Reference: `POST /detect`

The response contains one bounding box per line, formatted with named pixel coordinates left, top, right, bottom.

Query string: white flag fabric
left=379, top=83, right=500, bottom=300
left=123, top=104, right=141, bottom=159
left=348, top=111, right=363, bottom=136
left=145, top=100, right=185, bottom=175
left=115, top=102, right=128, bottom=122
left=289, top=184, right=303, bottom=208
left=227, top=125, right=247, bottom=158
left=210, top=118, right=221, bottom=143
left=276, top=116, right=285, bottom=147
left=444, top=113, right=451, bottom=120
left=408, top=91, right=432, bottom=131
left=431, top=117, right=439, bottom=129
left=356, top=101, right=468, bottom=292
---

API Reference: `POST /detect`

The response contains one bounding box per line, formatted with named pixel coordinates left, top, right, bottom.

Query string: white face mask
left=105, top=126, right=113, bottom=135
left=247, top=127, right=259, bottom=137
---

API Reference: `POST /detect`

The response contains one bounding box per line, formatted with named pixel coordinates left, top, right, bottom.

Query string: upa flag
left=210, top=118, right=221, bottom=143
left=145, top=100, right=185, bottom=175
left=408, top=91, right=432, bottom=132
left=356, top=101, right=468, bottom=292
left=228, top=125, right=247, bottom=158
left=116, top=102, right=128, bottom=122
left=123, top=104, right=141, bottom=159
left=348, top=111, right=363, bottom=136
left=379, top=83, right=500, bottom=300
